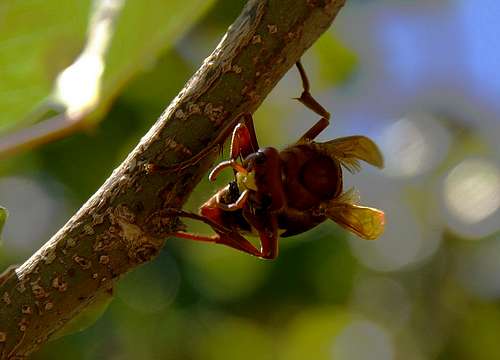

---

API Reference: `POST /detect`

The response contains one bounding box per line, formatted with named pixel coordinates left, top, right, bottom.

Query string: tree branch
left=0, top=0, right=346, bottom=357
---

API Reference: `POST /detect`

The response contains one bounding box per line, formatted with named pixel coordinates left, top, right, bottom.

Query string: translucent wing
left=325, top=202, right=385, bottom=240
left=335, top=187, right=360, bottom=204
left=315, top=136, right=384, bottom=173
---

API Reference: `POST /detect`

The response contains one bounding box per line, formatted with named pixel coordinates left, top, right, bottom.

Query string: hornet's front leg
left=242, top=207, right=279, bottom=260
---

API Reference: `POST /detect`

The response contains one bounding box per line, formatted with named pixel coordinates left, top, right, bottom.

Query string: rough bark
left=0, top=0, right=346, bottom=357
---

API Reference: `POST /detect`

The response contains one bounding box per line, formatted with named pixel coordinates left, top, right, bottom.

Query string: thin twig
left=0, top=112, right=88, bottom=159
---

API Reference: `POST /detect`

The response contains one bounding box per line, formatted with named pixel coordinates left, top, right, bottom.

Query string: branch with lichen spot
left=0, top=0, right=346, bottom=357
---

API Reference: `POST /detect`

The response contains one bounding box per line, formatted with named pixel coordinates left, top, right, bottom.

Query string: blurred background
left=1, top=0, right=500, bottom=359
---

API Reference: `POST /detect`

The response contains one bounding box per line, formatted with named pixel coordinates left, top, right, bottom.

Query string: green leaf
left=99, top=0, right=215, bottom=102
left=0, top=0, right=216, bottom=133
left=65, top=0, right=218, bottom=126
left=0, top=1, right=91, bottom=133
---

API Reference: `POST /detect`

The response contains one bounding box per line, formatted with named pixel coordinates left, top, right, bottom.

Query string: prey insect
left=167, top=61, right=385, bottom=259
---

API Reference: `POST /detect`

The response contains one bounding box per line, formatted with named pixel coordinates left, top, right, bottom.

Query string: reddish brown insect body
left=169, top=62, right=385, bottom=259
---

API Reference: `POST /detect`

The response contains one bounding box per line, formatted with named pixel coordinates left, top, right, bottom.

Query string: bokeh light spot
left=349, top=200, right=441, bottom=272
left=331, top=319, right=394, bottom=360
left=117, top=254, right=180, bottom=313
left=444, top=158, right=500, bottom=224
left=0, top=176, right=64, bottom=252
left=282, top=307, right=353, bottom=360
left=456, top=236, right=500, bottom=300
left=56, top=54, right=104, bottom=115
left=380, top=114, right=451, bottom=179
left=351, top=275, right=411, bottom=330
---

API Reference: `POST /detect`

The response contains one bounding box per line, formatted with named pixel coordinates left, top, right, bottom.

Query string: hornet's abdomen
left=280, top=144, right=342, bottom=210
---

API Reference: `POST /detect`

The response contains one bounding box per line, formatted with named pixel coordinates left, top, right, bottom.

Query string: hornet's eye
left=254, top=151, right=266, bottom=164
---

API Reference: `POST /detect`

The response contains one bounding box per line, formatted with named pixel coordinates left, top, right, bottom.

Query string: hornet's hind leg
left=295, top=60, right=331, bottom=143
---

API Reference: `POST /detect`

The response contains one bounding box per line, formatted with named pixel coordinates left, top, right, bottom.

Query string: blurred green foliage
left=0, top=0, right=214, bottom=133
left=0, top=1, right=89, bottom=132
left=313, top=33, right=358, bottom=89
left=95, top=0, right=216, bottom=124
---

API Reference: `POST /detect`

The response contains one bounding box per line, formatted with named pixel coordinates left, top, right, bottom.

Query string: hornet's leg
left=206, top=112, right=259, bottom=178
left=208, top=159, right=247, bottom=181
left=295, top=61, right=331, bottom=142
left=215, top=190, right=250, bottom=211
left=167, top=209, right=271, bottom=258
left=242, top=208, right=279, bottom=260
left=230, top=113, right=259, bottom=161
left=203, top=113, right=259, bottom=211
left=172, top=231, right=265, bottom=257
